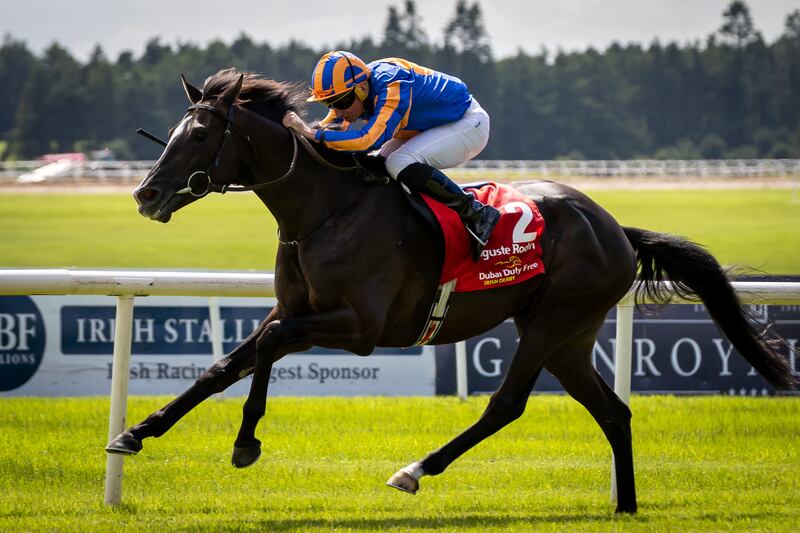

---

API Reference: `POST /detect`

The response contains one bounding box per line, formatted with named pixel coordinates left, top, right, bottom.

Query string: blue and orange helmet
left=307, top=51, right=371, bottom=102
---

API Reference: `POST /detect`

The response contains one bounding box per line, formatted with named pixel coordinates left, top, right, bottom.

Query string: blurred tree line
left=0, top=0, right=798, bottom=161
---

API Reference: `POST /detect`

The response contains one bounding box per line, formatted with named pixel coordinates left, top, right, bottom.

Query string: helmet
left=308, top=51, right=370, bottom=102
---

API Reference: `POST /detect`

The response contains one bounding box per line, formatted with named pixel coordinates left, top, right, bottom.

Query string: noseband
left=175, top=101, right=299, bottom=197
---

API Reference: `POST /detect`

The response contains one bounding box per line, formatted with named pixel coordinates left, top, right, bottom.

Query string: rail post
left=103, top=295, right=135, bottom=505
left=610, top=301, right=634, bottom=504
left=456, top=341, right=469, bottom=400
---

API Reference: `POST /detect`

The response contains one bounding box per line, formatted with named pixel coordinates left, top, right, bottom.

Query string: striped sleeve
left=315, top=80, right=411, bottom=152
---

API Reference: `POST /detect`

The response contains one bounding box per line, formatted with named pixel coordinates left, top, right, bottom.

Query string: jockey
left=282, top=50, right=500, bottom=261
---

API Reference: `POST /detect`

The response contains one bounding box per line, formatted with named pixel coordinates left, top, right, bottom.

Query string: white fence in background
left=460, top=158, right=800, bottom=177
left=0, top=160, right=153, bottom=183
left=0, top=269, right=798, bottom=507
left=1, top=159, right=799, bottom=183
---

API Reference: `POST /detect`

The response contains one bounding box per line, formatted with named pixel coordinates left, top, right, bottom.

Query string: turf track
left=0, top=396, right=797, bottom=531
left=0, top=188, right=798, bottom=273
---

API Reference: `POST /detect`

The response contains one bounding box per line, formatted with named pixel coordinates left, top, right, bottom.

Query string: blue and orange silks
left=314, top=58, right=473, bottom=152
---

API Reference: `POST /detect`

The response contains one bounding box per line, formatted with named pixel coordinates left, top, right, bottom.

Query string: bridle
left=173, top=99, right=362, bottom=199
left=175, top=100, right=300, bottom=197
left=147, top=95, right=370, bottom=245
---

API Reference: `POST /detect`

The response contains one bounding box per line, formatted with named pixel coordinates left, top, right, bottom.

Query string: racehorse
left=109, top=68, right=797, bottom=514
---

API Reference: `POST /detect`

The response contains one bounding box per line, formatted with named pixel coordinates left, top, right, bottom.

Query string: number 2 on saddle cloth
left=414, top=182, right=546, bottom=345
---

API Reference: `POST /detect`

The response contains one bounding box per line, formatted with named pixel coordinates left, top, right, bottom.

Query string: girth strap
left=412, top=278, right=457, bottom=346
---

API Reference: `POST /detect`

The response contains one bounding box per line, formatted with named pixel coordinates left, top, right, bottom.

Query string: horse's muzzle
left=133, top=185, right=172, bottom=222
left=133, top=185, right=159, bottom=207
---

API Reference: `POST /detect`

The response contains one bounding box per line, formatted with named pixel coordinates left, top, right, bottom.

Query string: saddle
left=340, top=153, right=547, bottom=343
left=402, top=178, right=547, bottom=345
left=352, top=153, right=392, bottom=184
left=352, top=155, right=546, bottom=291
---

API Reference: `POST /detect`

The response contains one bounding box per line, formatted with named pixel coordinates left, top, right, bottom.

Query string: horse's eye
left=193, top=129, right=208, bottom=142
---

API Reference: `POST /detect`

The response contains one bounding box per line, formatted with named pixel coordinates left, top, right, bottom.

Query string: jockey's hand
left=324, top=118, right=350, bottom=131
left=282, top=111, right=316, bottom=140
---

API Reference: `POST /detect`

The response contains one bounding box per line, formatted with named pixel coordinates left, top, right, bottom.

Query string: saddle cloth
left=421, top=181, right=546, bottom=292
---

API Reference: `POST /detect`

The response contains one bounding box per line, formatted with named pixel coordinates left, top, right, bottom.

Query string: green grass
left=0, top=193, right=279, bottom=270
left=0, top=188, right=798, bottom=273
left=586, top=189, right=800, bottom=275
left=0, top=396, right=797, bottom=531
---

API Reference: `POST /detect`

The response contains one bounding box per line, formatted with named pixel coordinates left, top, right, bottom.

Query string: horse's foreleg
left=387, top=330, right=548, bottom=494
left=106, top=310, right=278, bottom=456
left=230, top=324, right=309, bottom=468
left=231, top=306, right=368, bottom=468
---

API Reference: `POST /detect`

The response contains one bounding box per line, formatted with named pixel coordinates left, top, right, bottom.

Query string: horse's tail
left=622, top=226, right=797, bottom=391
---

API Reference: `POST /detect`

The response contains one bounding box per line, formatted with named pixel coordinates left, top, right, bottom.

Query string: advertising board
left=0, top=295, right=435, bottom=396
left=2, top=295, right=797, bottom=397
left=435, top=304, right=800, bottom=396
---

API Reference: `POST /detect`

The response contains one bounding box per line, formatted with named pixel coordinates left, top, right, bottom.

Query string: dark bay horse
left=109, top=68, right=797, bottom=514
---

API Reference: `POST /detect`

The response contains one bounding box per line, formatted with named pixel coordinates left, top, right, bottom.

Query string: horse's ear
left=221, top=73, right=244, bottom=105
left=181, top=74, right=202, bottom=104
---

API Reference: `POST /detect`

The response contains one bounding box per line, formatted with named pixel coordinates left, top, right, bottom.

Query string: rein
left=295, top=135, right=359, bottom=173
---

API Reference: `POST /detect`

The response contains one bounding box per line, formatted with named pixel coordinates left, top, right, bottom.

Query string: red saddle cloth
left=421, top=182, right=546, bottom=292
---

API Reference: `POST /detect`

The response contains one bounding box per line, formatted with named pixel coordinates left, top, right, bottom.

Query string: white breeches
left=379, top=98, right=490, bottom=179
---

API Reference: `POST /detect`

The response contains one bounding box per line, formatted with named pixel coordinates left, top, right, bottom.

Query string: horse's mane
left=201, top=68, right=363, bottom=169
left=202, top=68, right=307, bottom=123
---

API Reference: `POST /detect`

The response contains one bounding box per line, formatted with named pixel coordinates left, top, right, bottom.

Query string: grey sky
left=1, top=1, right=797, bottom=62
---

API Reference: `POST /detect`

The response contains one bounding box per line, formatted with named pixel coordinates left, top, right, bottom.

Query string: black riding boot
left=398, top=162, right=500, bottom=261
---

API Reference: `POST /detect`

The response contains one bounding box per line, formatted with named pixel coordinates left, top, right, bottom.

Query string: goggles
left=323, top=90, right=356, bottom=110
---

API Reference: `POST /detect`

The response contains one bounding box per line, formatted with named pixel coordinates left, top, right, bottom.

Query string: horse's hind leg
left=386, top=325, right=553, bottom=494
left=106, top=309, right=278, bottom=455
left=546, top=342, right=637, bottom=513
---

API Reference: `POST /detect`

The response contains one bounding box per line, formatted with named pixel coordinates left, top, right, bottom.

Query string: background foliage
left=1, top=1, right=799, bottom=161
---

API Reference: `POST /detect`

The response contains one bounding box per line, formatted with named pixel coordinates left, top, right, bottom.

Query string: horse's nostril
left=139, top=188, right=159, bottom=203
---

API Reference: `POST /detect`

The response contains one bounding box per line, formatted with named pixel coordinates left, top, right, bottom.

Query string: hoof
left=615, top=503, right=638, bottom=514
left=385, top=471, right=419, bottom=495
left=105, top=431, right=142, bottom=456
left=231, top=440, right=261, bottom=468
